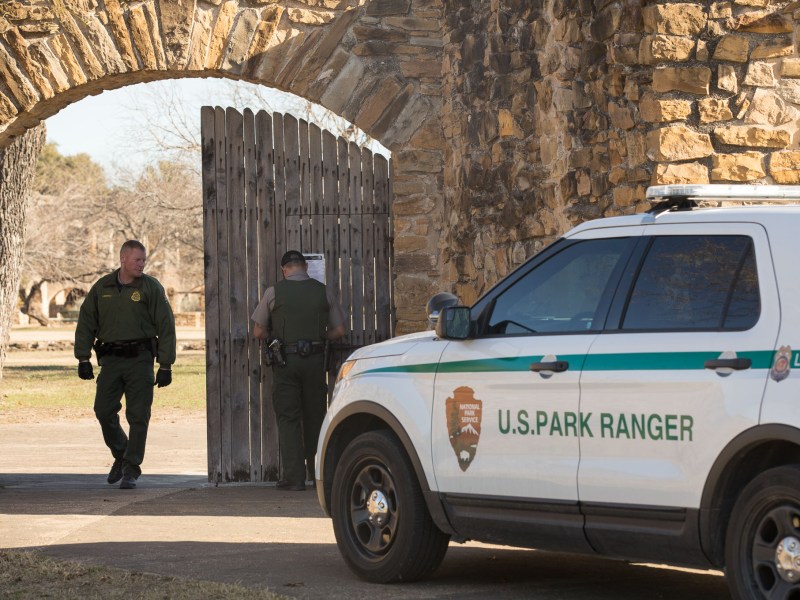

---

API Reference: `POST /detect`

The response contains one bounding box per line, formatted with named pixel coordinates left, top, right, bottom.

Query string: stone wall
left=441, top=0, right=800, bottom=304
left=3, top=0, right=800, bottom=331
left=0, top=0, right=446, bottom=333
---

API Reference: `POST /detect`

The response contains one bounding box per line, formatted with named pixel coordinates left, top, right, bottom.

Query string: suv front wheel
left=330, top=430, right=450, bottom=582
left=726, top=465, right=800, bottom=599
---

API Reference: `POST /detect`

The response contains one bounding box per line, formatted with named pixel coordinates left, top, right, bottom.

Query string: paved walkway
left=0, top=417, right=734, bottom=599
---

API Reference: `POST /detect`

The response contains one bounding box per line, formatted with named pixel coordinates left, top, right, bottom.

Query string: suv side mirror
left=435, top=306, right=472, bottom=340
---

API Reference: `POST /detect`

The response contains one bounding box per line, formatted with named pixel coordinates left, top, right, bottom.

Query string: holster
left=296, top=339, right=312, bottom=358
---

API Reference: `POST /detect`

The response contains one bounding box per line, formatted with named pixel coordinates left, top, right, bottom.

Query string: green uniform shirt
left=74, top=269, right=177, bottom=366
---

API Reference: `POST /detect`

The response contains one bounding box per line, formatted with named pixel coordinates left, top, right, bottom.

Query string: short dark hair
left=120, top=240, right=146, bottom=255
left=280, top=250, right=306, bottom=267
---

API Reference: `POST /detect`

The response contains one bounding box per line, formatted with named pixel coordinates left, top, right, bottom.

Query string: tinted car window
left=622, top=235, right=759, bottom=331
left=487, top=238, right=632, bottom=335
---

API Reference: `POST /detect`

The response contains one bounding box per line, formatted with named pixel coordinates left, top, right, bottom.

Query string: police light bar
left=646, top=184, right=800, bottom=203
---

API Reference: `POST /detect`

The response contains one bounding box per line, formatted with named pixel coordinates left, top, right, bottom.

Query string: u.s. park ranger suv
left=316, top=184, right=800, bottom=599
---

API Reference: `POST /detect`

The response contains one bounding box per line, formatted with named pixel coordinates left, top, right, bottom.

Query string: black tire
left=330, top=430, right=450, bottom=583
left=725, top=465, right=800, bottom=600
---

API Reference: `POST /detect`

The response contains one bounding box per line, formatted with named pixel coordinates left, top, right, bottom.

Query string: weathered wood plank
left=309, top=123, right=324, bottom=256
left=337, top=136, right=352, bottom=347
left=361, top=148, right=376, bottom=346
left=201, top=106, right=222, bottom=484
left=284, top=114, right=301, bottom=252
left=273, top=113, right=287, bottom=283
left=216, top=107, right=233, bottom=481
left=299, top=119, right=312, bottom=251
left=322, top=130, right=339, bottom=298
left=256, top=109, right=279, bottom=481
left=244, top=108, right=261, bottom=481
left=226, top=107, right=250, bottom=481
left=374, top=154, right=392, bottom=342
left=348, top=142, right=364, bottom=346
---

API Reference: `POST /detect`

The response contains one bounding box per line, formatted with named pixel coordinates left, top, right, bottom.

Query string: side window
left=486, top=238, right=632, bottom=335
left=622, top=235, right=760, bottom=331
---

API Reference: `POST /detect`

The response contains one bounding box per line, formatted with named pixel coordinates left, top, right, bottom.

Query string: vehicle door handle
left=704, top=358, right=751, bottom=370
left=530, top=361, right=569, bottom=373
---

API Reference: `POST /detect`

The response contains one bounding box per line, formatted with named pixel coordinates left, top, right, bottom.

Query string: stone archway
left=0, top=0, right=446, bottom=331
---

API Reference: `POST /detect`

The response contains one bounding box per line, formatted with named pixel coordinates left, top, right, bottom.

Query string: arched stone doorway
left=0, top=0, right=447, bottom=332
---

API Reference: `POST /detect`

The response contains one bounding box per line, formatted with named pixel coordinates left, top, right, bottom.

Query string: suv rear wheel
left=726, top=465, right=800, bottom=600
left=331, top=430, right=450, bottom=582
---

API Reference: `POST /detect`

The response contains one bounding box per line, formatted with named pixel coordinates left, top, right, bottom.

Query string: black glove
left=78, top=361, right=94, bottom=380
left=155, top=367, right=172, bottom=388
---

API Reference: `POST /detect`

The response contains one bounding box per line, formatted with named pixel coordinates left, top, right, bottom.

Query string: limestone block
left=143, top=1, right=167, bottom=70
left=355, top=77, right=404, bottom=132
left=697, top=39, right=708, bottom=61
left=613, top=185, right=641, bottom=208
left=646, top=125, right=713, bottom=161
left=731, top=11, right=793, bottom=33
left=639, top=34, right=694, bottom=64
left=782, top=59, right=800, bottom=78
left=750, top=40, right=793, bottom=59
left=777, top=80, right=800, bottom=105
left=710, top=2, right=733, bottom=18
left=718, top=65, right=738, bottom=93
left=222, top=8, right=261, bottom=72
left=608, top=102, right=635, bottom=130
left=642, top=3, right=706, bottom=35
left=288, top=8, right=336, bottom=24
left=49, top=33, right=87, bottom=86
left=365, top=0, right=411, bottom=15
left=498, top=109, right=523, bottom=137
left=104, top=0, right=137, bottom=70
left=82, top=12, right=127, bottom=74
left=713, top=35, right=749, bottom=62
left=0, top=43, right=39, bottom=109
left=393, top=196, right=436, bottom=215
left=711, top=152, right=766, bottom=181
left=744, top=89, right=798, bottom=126
left=243, top=6, right=284, bottom=76
left=50, top=0, right=104, bottom=79
left=187, top=7, right=213, bottom=70
left=652, top=66, right=711, bottom=95
left=128, top=5, right=157, bottom=70
left=652, top=162, right=709, bottom=184
left=19, top=22, right=60, bottom=34
left=714, top=125, right=791, bottom=148
left=320, top=55, right=364, bottom=113
left=770, top=151, right=800, bottom=183
left=383, top=17, right=440, bottom=31
left=734, top=92, right=751, bottom=118
left=0, top=90, right=17, bottom=121
left=158, top=0, right=196, bottom=69
left=734, top=0, right=769, bottom=6
left=206, top=0, right=238, bottom=69
left=699, top=97, right=733, bottom=123
left=743, top=61, right=776, bottom=87
left=590, top=2, right=622, bottom=41
left=609, top=166, right=626, bottom=184
left=28, top=41, right=70, bottom=93
left=0, top=21, right=54, bottom=98
left=639, top=94, right=692, bottom=123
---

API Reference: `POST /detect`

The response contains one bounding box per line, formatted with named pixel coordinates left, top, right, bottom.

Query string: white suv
left=316, top=184, right=800, bottom=599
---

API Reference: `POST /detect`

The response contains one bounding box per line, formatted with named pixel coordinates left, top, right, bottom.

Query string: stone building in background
left=0, top=0, right=798, bottom=332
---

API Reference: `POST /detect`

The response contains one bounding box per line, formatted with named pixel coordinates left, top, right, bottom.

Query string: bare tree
left=0, top=123, right=46, bottom=378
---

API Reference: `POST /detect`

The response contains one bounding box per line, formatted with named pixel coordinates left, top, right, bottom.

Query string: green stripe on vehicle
left=362, top=350, right=776, bottom=376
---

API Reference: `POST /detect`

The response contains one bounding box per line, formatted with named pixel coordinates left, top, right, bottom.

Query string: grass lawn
left=0, top=352, right=206, bottom=415
left=0, top=551, right=287, bottom=600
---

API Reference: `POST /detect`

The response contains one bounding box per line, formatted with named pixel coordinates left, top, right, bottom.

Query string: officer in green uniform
left=252, top=250, right=346, bottom=491
left=75, top=240, right=176, bottom=489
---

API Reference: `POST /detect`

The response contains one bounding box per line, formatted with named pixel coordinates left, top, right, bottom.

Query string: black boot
left=119, top=463, right=140, bottom=489
left=107, top=458, right=124, bottom=484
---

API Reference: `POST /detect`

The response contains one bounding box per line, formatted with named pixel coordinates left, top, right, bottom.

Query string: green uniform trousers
left=94, top=354, right=155, bottom=477
left=272, top=353, right=327, bottom=485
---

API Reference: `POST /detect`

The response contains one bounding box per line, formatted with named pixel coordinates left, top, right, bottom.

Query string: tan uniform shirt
left=251, top=272, right=346, bottom=332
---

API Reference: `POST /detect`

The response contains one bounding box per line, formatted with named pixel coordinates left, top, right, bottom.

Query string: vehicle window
left=486, top=238, right=632, bottom=335
left=622, top=235, right=759, bottom=331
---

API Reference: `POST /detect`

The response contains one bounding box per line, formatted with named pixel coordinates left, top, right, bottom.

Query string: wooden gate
left=201, top=106, right=393, bottom=483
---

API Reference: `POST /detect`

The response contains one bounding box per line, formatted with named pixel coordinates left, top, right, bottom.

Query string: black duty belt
left=283, top=342, right=325, bottom=355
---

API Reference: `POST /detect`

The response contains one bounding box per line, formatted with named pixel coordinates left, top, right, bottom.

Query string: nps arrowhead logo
left=446, top=386, right=482, bottom=471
